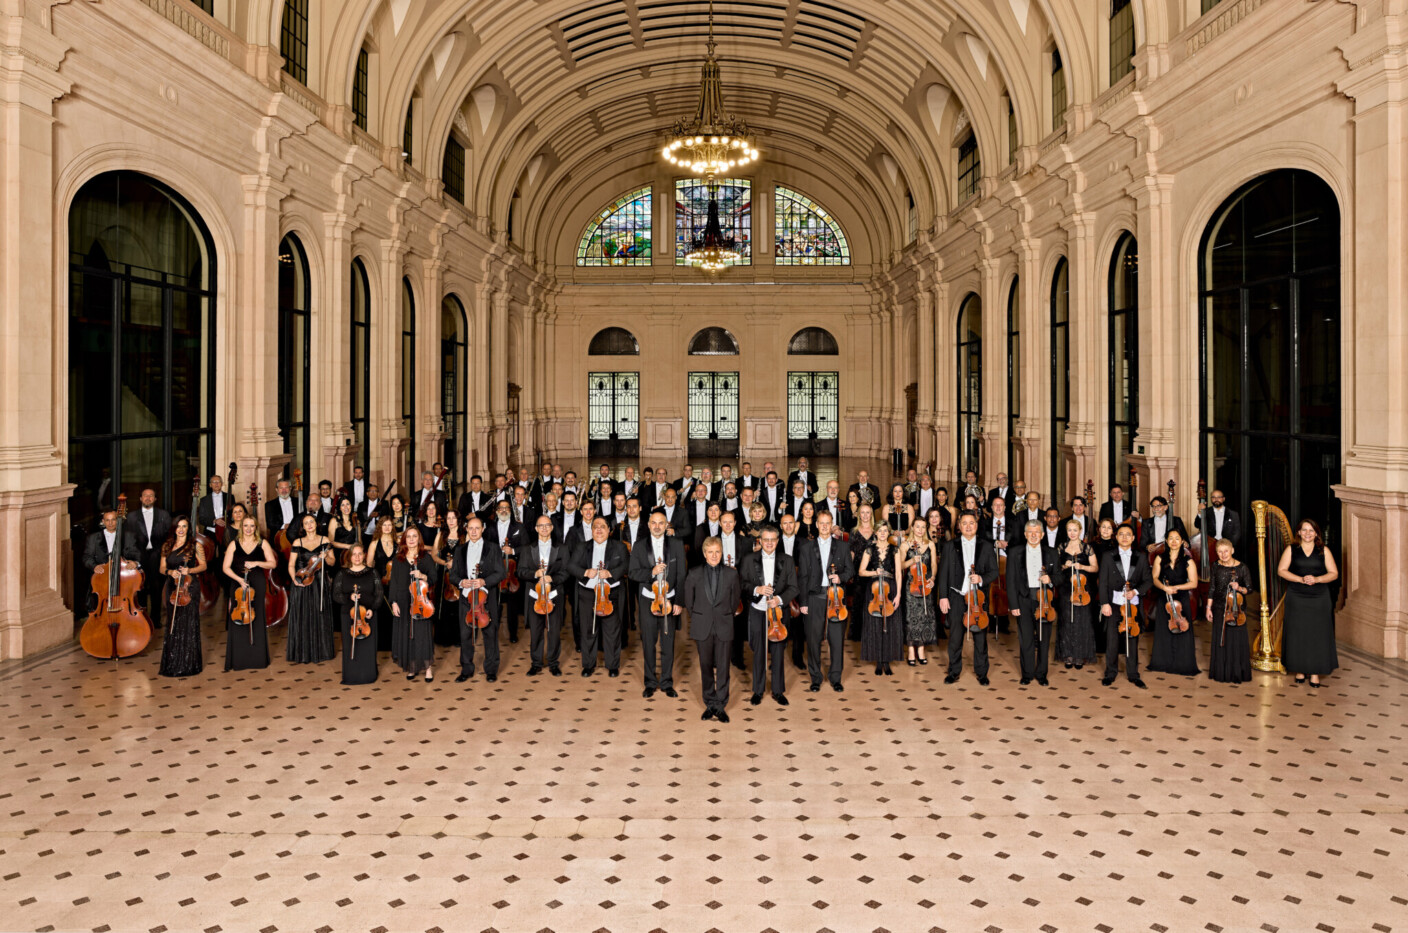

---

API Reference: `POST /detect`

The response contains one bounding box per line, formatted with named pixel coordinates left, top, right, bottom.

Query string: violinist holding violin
left=1054, top=520, right=1099, bottom=670
left=628, top=510, right=687, bottom=696
left=333, top=544, right=384, bottom=685
left=858, top=522, right=903, bottom=677
left=1206, top=538, right=1253, bottom=683
left=797, top=511, right=855, bottom=692
left=222, top=516, right=276, bottom=671
left=939, top=512, right=999, bottom=686
left=1147, top=529, right=1200, bottom=677
left=740, top=525, right=799, bottom=706
left=388, top=526, right=440, bottom=681
left=571, top=517, right=629, bottom=679
left=286, top=513, right=336, bottom=664
left=900, top=520, right=938, bottom=666
left=158, top=516, right=207, bottom=678
left=1006, top=521, right=1058, bottom=686
left=449, top=516, right=505, bottom=683
left=516, top=515, right=569, bottom=676
left=1098, top=523, right=1152, bottom=688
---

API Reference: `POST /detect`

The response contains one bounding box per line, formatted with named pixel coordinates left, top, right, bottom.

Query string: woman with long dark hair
left=389, top=526, right=439, bottom=681
left=158, top=515, right=207, bottom=677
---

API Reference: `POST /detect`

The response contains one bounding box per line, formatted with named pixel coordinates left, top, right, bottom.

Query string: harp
left=1250, top=500, right=1293, bottom=673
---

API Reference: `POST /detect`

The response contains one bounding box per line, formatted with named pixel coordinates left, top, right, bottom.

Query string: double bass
left=214, top=462, right=238, bottom=548
left=962, top=563, right=990, bottom=633
left=189, top=475, right=220, bottom=613
left=248, top=484, right=288, bottom=626
left=80, top=494, right=153, bottom=659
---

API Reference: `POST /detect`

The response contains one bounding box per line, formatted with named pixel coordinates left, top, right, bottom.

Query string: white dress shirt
left=1111, top=548, right=1139, bottom=605
left=1025, top=544, right=1043, bottom=588
left=142, top=507, right=155, bottom=549
left=751, top=551, right=776, bottom=611
left=639, top=535, right=675, bottom=598
left=278, top=496, right=293, bottom=527
left=958, top=536, right=978, bottom=595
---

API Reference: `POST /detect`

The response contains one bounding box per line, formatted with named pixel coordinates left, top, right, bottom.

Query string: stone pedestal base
left=0, top=484, right=78, bottom=660
left=1331, top=485, right=1408, bottom=658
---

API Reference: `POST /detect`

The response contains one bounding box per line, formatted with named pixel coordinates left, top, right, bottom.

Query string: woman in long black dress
left=222, top=516, right=275, bottom=671
left=333, top=544, right=383, bottom=685
left=1054, top=520, right=1098, bottom=669
left=1089, top=519, right=1118, bottom=655
left=158, top=516, right=207, bottom=677
left=369, top=516, right=399, bottom=651
left=330, top=497, right=360, bottom=564
left=285, top=513, right=335, bottom=663
left=934, top=487, right=958, bottom=538
left=901, top=521, right=938, bottom=664
left=1147, top=529, right=1200, bottom=676
left=1278, top=519, right=1339, bottom=688
left=848, top=504, right=879, bottom=641
left=389, top=495, right=410, bottom=536
left=431, top=509, right=463, bottom=645
left=1207, top=538, right=1253, bottom=684
left=881, top=485, right=912, bottom=536
left=389, top=526, right=440, bottom=681
left=857, top=523, right=903, bottom=675
left=924, top=507, right=950, bottom=640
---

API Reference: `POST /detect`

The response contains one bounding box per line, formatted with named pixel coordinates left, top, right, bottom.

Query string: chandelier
left=662, top=0, right=761, bottom=272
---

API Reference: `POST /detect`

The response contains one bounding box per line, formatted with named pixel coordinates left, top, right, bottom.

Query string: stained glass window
left=675, top=178, right=751, bottom=265
left=577, top=187, right=652, bottom=266
left=775, top=186, right=849, bottom=265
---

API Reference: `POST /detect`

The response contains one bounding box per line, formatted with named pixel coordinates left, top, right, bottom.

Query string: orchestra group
left=81, top=457, right=1343, bottom=722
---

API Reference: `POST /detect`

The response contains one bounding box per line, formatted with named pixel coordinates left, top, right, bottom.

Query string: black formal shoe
left=510, top=635, right=519, bottom=644
left=1293, top=675, right=1305, bottom=685
left=1020, top=677, right=1032, bottom=685
left=907, top=658, right=916, bottom=667
left=486, top=673, right=498, bottom=683
left=773, top=693, right=789, bottom=706
left=701, top=708, right=716, bottom=721
left=750, top=693, right=763, bottom=706
left=664, top=687, right=678, bottom=698
left=581, top=669, right=594, bottom=677
left=528, top=665, right=542, bottom=676
left=831, top=682, right=843, bottom=692
left=550, top=666, right=561, bottom=676
left=943, top=674, right=958, bottom=685
left=455, top=672, right=472, bottom=683
left=715, top=710, right=730, bottom=723
left=406, top=672, right=416, bottom=681
left=643, top=687, right=656, bottom=699
left=1036, top=677, right=1049, bottom=687
left=608, top=669, right=619, bottom=677
left=977, top=676, right=989, bottom=686
left=808, top=683, right=821, bottom=692
left=1074, top=662, right=1085, bottom=670
left=1064, top=661, right=1074, bottom=669
left=1101, top=676, right=1115, bottom=686
left=919, top=657, right=928, bottom=666
left=1131, top=677, right=1147, bottom=689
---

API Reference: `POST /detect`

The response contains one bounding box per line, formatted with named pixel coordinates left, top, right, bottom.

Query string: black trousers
left=788, top=604, right=806, bottom=664
left=498, top=586, right=521, bottom=639
left=731, top=609, right=747, bottom=665
left=637, top=594, right=678, bottom=690
left=946, top=603, right=989, bottom=678
left=695, top=634, right=731, bottom=711
left=1013, top=600, right=1051, bottom=680
left=139, top=549, right=162, bottom=619
left=1104, top=611, right=1141, bottom=680
left=525, top=600, right=563, bottom=669
left=458, top=590, right=500, bottom=676
left=576, top=587, right=622, bottom=673
left=803, top=594, right=845, bottom=686
left=748, top=607, right=787, bottom=696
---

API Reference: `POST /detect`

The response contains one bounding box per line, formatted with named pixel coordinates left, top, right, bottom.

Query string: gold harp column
left=1251, top=500, right=1285, bottom=673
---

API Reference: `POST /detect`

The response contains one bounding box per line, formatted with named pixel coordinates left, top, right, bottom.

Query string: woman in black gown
left=389, top=496, right=410, bottom=536
left=333, top=544, right=383, bottom=685
left=847, top=504, right=879, bottom=641
left=222, top=516, right=276, bottom=671
left=1207, top=538, right=1253, bottom=683
left=857, top=523, right=903, bottom=675
left=1089, top=518, right=1118, bottom=655
left=389, top=526, right=439, bottom=681
left=431, top=509, right=462, bottom=645
left=796, top=500, right=818, bottom=540
left=1278, top=519, right=1339, bottom=688
left=285, top=513, right=335, bottom=663
left=924, top=507, right=949, bottom=639
left=1147, top=529, right=1200, bottom=676
left=1053, top=521, right=1098, bottom=669
left=881, top=485, right=912, bottom=536
left=158, top=516, right=207, bottom=677
left=330, top=497, right=360, bottom=564
left=369, top=516, right=399, bottom=651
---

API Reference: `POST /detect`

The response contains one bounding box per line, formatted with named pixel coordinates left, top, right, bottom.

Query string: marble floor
left=2, top=608, right=1405, bottom=933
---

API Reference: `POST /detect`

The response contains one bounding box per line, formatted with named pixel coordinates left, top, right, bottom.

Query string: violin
left=868, top=568, right=895, bottom=618
left=1069, top=553, right=1092, bottom=607
left=501, top=548, right=520, bottom=594
left=963, top=563, right=989, bottom=632
left=80, top=494, right=153, bottom=659
left=248, top=484, right=288, bottom=626
left=825, top=562, right=848, bottom=622
left=230, top=572, right=256, bottom=644
left=532, top=558, right=554, bottom=614
left=409, top=561, right=435, bottom=621
left=907, top=543, right=934, bottom=597
left=1118, top=586, right=1141, bottom=637
left=650, top=560, right=671, bottom=616
left=349, top=584, right=371, bottom=658
left=467, top=563, right=491, bottom=629
left=592, top=561, right=613, bottom=617
left=1166, top=591, right=1188, bottom=632
left=1224, top=586, right=1246, bottom=627
left=1037, top=577, right=1057, bottom=623
left=189, top=475, right=219, bottom=613
left=170, top=564, right=194, bottom=608
left=294, top=545, right=329, bottom=586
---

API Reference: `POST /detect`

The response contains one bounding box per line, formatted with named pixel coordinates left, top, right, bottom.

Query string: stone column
left=977, top=256, right=1004, bottom=483
left=1013, top=239, right=1046, bottom=499
left=377, top=239, right=408, bottom=488
left=1058, top=211, right=1098, bottom=505
left=929, top=281, right=953, bottom=486
left=0, top=11, right=74, bottom=657
left=913, top=284, right=935, bottom=467
left=473, top=284, right=495, bottom=472
left=319, top=214, right=355, bottom=483
left=420, top=258, right=446, bottom=481
left=238, top=174, right=293, bottom=496
left=491, top=291, right=510, bottom=472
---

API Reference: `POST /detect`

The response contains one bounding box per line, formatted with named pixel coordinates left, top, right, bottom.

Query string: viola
left=963, top=563, right=989, bottom=632
left=908, top=544, right=934, bottom=597
left=1069, top=559, right=1092, bottom=607
left=501, top=551, right=520, bottom=594
left=230, top=572, right=257, bottom=644
left=825, top=562, right=848, bottom=622
left=80, top=494, right=153, bottom=660
left=592, top=560, right=614, bottom=617
left=247, top=484, right=288, bottom=626
left=349, top=585, right=372, bottom=658
left=467, top=563, right=491, bottom=629
left=532, top=558, right=554, bottom=614
left=189, top=475, right=219, bottom=613
left=409, top=562, right=435, bottom=620
left=766, top=599, right=787, bottom=642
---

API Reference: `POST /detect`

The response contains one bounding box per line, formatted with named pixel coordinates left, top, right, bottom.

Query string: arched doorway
left=956, top=294, right=982, bottom=473
left=278, top=234, right=311, bottom=480
left=1108, top=233, right=1138, bottom=487
left=67, top=171, right=216, bottom=533
left=441, top=294, right=468, bottom=482
left=1199, top=169, right=1341, bottom=545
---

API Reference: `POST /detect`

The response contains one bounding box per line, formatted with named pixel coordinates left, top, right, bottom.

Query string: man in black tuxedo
left=815, top=480, right=849, bottom=529
left=125, top=488, right=172, bottom=616
left=568, top=517, right=629, bottom=678
left=685, top=483, right=713, bottom=553
left=690, top=501, right=724, bottom=568
left=1098, top=483, right=1137, bottom=528
left=740, top=525, right=799, bottom=706
left=1006, top=520, right=1058, bottom=685
left=674, top=464, right=698, bottom=501
left=303, top=494, right=331, bottom=535
left=486, top=498, right=525, bottom=643
left=410, top=471, right=447, bottom=519
left=907, top=473, right=937, bottom=518
left=980, top=496, right=1016, bottom=634
left=83, top=510, right=140, bottom=577
left=628, top=510, right=688, bottom=698
left=196, top=474, right=232, bottom=539
left=264, top=478, right=302, bottom=540
left=787, top=457, right=817, bottom=499
left=614, top=496, right=647, bottom=647
left=449, top=516, right=505, bottom=683
left=759, top=472, right=785, bottom=523
left=517, top=515, right=570, bottom=676
left=683, top=536, right=741, bottom=722
left=552, top=491, right=583, bottom=547
left=797, top=511, right=856, bottom=692
left=848, top=469, right=877, bottom=507
left=507, top=484, right=534, bottom=530
left=1099, top=523, right=1152, bottom=688
left=987, top=472, right=1017, bottom=515
left=456, top=475, right=494, bottom=523
left=1194, top=488, right=1242, bottom=549
left=657, top=487, right=690, bottom=539
left=357, top=484, right=389, bottom=540
left=940, top=512, right=999, bottom=686
left=736, top=462, right=760, bottom=493
left=529, top=463, right=555, bottom=508
left=1139, top=496, right=1188, bottom=552
left=341, top=465, right=368, bottom=513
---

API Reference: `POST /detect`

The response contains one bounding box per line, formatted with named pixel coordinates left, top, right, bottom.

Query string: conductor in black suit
left=796, top=511, right=856, bottom=692
left=1006, top=521, right=1058, bottom=685
left=628, top=510, right=688, bottom=698
left=1099, top=522, right=1153, bottom=688
left=449, top=516, right=505, bottom=683
left=517, top=515, right=570, bottom=676
left=683, top=537, right=741, bottom=722
left=740, top=525, right=799, bottom=706
left=940, top=512, right=999, bottom=685
left=568, top=517, right=629, bottom=678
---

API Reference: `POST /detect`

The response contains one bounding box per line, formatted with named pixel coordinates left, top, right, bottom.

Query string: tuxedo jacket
left=456, top=490, right=496, bottom=521
left=627, top=534, right=688, bottom=595
left=682, top=564, right=742, bottom=641
left=847, top=482, right=880, bottom=506
left=757, top=484, right=787, bottom=521
left=1005, top=542, right=1059, bottom=607
left=83, top=529, right=139, bottom=570
left=1097, top=548, right=1153, bottom=606
left=484, top=518, right=526, bottom=555
left=124, top=507, right=172, bottom=552
left=615, top=517, right=648, bottom=554
left=567, top=537, right=630, bottom=602
left=787, top=471, right=818, bottom=498
left=264, top=498, right=303, bottom=537
left=656, top=503, right=691, bottom=538
left=449, top=539, right=506, bottom=592
left=1098, top=500, right=1138, bottom=526
left=554, top=514, right=593, bottom=550
left=690, top=521, right=725, bottom=565
left=409, top=488, right=447, bottom=518
left=987, top=485, right=1017, bottom=514
left=796, top=535, right=857, bottom=599
left=1138, top=514, right=1189, bottom=549
left=515, top=538, right=571, bottom=595
left=736, top=475, right=762, bottom=493
left=980, top=514, right=1019, bottom=548
left=739, top=549, right=799, bottom=610
left=1195, top=507, right=1242, bottom=548
left=356, top=497, right=390, bottom=529
left=938, top=537, right=999, bottom=604
left=196, top=494, right=233, bottom=533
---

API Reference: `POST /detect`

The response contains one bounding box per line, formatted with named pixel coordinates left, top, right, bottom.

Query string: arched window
left=1108, top=234, right=1138, bottom=487
left=1110, top=0, right=1135, bottom=85
left=278, top=234, right=311, bottom=479
left=442, top=295, right=468, bottom=481
left=774, top=187, right=850, bottom=265
left=578, top=186, right=652, bottom=266
left=1051, top=50, right=1066, bottom=132
left=403, top=99, right=414, bottom=166
left=443, top=136, right=465, bottom=204
left=676, top=178, right=751, bottom=265
left=1200, top=170, right=1341, bottom=545
left=588, top=327, right=640, bottom=355
left=1007, top=278, right=1020, bottom=475
left=1050, top=258, right=1070, bottom=505
left=957, top=133, right=980, bottom=202
left=280, top=0, right=309, bottom=85
left=350, top=259, right=370, bottom=461
left=67, top=171, right=216, bottom=531
left=352, top=47, right=370, bottom=131
left=956, top=294, right=982, bottom=472
left=401, top=278, right=416, bottom=474
left=688, top=327, right=740, bottom=356
left=787, top=327, right=839, bottom=355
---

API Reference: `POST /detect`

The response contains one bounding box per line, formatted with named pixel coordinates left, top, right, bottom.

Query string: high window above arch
left=588, top=327, right=640, bottom=355
left=787, top=327, right=839, bottom=355
left=688, top=327, right=739, bottom=356
left=578, top=187, right=652, bottom=266
left=774, top=187, right=849, bottom=265
left=676, top=178, right=751, bottom=266
left=280, top=0, right=309, bottom=86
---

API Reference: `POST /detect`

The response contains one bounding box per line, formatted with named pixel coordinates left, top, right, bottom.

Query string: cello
left=189, top=475, right=220, bottom=613
left=80, top=494, right=153, bottom=659
left=248, top=484, right=288, bottom=626
left=962, top=563, right=990, bottom=633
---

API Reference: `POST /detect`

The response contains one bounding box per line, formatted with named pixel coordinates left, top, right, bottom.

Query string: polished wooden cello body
left=80, top=495, right=153, bottom=659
